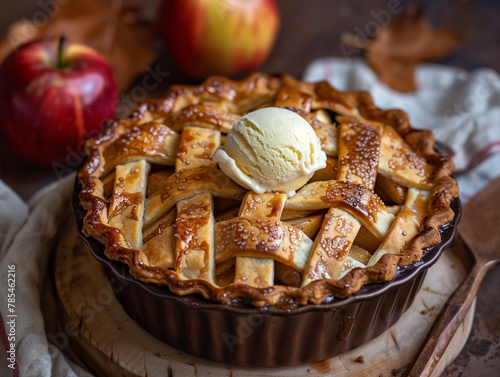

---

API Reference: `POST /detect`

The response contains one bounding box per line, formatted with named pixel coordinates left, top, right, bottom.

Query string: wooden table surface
left=1, top=1, right=500, bottom=376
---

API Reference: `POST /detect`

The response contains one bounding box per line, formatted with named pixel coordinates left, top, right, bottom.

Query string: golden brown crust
left=78, top=73, right=458, bottom=307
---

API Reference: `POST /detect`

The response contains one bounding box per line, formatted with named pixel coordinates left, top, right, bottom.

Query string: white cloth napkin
left=0, top=176, right=93, bottom=377
left=1, top=59, right=500, bottom=377
left=304, top=57, right=500, bottom=201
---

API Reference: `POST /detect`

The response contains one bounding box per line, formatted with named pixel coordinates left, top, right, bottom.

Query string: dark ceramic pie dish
left=72, top=177, right=460, bottom=367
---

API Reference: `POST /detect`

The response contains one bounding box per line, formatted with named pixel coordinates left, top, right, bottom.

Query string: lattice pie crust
left=78, top=73, right=458, bottom=307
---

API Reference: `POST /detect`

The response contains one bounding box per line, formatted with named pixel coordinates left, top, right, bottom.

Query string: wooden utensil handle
left=408, top=261, right=488, bottom=376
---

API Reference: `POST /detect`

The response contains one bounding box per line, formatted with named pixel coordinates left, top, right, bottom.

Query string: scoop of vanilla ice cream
left=212, top=107, right=327, bottom=195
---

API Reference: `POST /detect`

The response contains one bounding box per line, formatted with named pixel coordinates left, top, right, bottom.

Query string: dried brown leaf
left=0, top=0, right=157, bottom=91
left=366, top=6, right=462, bottom=92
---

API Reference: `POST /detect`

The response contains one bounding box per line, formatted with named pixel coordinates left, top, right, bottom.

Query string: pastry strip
left=284, top=213, right=324, bottom=239
left=108, top=160, right=150, bottom=249
left=338, top=119, right=381, bottom=190
left=303, top=119, right=382, bottom=283
left=309, top=156, right=338, bottom=183
left=234, top=257, right=274, bottom=288
left=338, top=256, right=366, bottom=280
left=143, top=167, right=245, bottom=228
left=175, top=126, right=220, bottom=171
left=232, top=193, right=286, bottom=287
left=274, top=87, right=312, bottom=114
left=142, top=208, right=176, bottom=243
left=379, top=125, right=435, bottom=189
left=301, top=207, right=361, bottom=286
left=311, top=81, right=360, bottom=117
left=303, top=110, right=339, bottom=157
left=101, top=122, right=179, bottom=176
left=146, top=169, right=174, bottom=197
left=286, top=180, right=395, bottom=240
left=173, top=127, right=220, bottom=282
left=368, top=188, right=430, bottom=266
left=175, top=193, right=215, bottom=281
left=375, top=174, right=407, bottom=204
left=215, top=217, right=313, bottom=271
left=166, top=103, right=241, bottom=133
left=140, top=226, right=175, bottom=268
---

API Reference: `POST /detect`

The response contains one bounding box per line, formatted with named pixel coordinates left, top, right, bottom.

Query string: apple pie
left=78, top=73, right=458, bottom=307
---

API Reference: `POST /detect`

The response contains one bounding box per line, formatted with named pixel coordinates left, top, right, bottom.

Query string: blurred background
left=1, top=0, right=499, bottom=375
left=1, top=0, right=499, bottom=102
left=0, top=0, right=500, bottom=198
left=2, top=0, right=497, bottom=89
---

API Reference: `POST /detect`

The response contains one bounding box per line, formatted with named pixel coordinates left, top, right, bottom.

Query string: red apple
left=0, top=36, right=118, bottom=166
left=160, top=0, right=280, bottom=79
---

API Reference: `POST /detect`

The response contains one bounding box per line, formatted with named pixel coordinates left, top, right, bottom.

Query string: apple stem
left=58, top=34, right=67, bottom=69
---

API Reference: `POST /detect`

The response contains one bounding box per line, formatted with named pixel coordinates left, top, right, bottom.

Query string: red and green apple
left=0, top=36, right=118, bottom=166
left=161, top=0, right=280, bottom=79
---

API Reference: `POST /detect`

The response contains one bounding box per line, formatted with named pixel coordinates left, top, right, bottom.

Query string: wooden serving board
left=54, top=221, right=474, bottom=377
